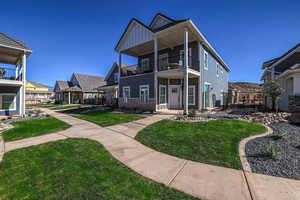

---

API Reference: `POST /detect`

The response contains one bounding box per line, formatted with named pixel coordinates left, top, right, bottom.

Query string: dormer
left=149, top=13, right=175, bottom=30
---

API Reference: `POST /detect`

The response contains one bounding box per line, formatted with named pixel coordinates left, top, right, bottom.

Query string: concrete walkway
left=2, top=109, right=300, bottom=200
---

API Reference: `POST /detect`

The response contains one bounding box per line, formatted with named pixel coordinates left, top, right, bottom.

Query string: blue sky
left=1, top=0, right=300, bottom=86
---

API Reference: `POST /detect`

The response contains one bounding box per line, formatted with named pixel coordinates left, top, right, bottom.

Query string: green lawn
left=49, top=104, right=92, bottom=110
left=1, top=117, right=71, bottom=142
left=73, top=111, right=145, bottom=127
left=136, top=120, right=266, bottom=169
left=0, top=139, right=197, bottom=200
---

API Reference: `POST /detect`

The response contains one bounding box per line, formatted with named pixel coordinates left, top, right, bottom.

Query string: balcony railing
left=0, top=67, right=21, bottom=81
left=120, top=55, right=195, bottom=77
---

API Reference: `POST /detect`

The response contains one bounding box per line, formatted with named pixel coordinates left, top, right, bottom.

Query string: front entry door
left=168, top=85, right=181, bottom=109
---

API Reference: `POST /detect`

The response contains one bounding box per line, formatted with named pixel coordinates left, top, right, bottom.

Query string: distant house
left=261, top=43, right=300, bottom=111
left=54, top=73, right=105, bottom=104
left=228, top=82, right=263, bottom=105
left=0, top=33, right=31, bottom=116
left=97, top=62, right=137, bottom=106
left=114, top=13, right=230, bottom=112
left=25, top=82, right=53, bottom=104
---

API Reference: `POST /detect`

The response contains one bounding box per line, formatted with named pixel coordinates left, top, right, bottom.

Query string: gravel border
left=245, top=122, right=300, bottom=180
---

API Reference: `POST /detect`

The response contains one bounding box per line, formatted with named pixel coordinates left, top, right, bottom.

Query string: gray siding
left=200, top=45, right=229, bottom=106
left=119, top=73, right=155, bottom=98
left=0, top=86, right=21, bottom=116
left=106, top=66, right=119, bottom=86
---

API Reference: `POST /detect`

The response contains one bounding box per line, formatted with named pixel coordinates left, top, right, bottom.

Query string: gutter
left=0, top=44, right=32, bottom=54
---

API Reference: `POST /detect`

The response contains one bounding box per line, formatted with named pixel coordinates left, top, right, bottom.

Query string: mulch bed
left=245, top=122, right=300, bottom=180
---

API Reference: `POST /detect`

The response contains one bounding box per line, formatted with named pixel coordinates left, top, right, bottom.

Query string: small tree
left=262, top=81, right=284, bottom=111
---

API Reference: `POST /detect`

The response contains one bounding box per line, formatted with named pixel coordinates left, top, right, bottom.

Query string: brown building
left=228, top=82, right=263, bottom=105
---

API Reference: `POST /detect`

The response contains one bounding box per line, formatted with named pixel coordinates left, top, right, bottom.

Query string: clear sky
left=1, top=0, right=300, bottom=86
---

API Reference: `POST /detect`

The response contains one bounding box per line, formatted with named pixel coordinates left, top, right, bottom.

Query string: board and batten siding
left=119, top=21, right=154, bottom=52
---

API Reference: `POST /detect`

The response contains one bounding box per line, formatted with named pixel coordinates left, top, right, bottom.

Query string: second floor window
left=141, top=58, right=150, bottom=72
left=204, top=51, right=208, bottom=70
left=114, top=72, right=119, bottom=83
left=159, top=53, right=169, bottom=70
left=216, top=63, right=219, bottom=77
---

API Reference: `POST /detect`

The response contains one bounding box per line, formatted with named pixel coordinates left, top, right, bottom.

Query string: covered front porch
left=156, top=70, right=201, bottom=111
left=0, top=34, right=31, bottom=116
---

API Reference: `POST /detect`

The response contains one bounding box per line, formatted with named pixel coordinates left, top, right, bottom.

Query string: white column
left=68, top=92, right=71, bottom=104
left=184, top=28, right=189, bottom=114
left=197, top=42, right=202, bottom=110
left=118, top=53, right=122, bottom=100
left=21, top=53, right=26, bottom=116
left=154, top=37, right=158, bottom=111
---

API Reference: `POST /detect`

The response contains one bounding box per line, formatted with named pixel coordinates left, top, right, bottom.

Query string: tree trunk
left=272, top=100, right=275, bottom=111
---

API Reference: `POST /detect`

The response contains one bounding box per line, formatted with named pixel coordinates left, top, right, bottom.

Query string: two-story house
left=115, top=13, right=230, bottom=113
left=0, top=33, right=31, bottom=116
left=261, top=43, right=300, bottom=111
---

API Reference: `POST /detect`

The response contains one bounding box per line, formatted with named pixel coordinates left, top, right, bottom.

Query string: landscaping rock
left=245, top=122, right=300, bottom=180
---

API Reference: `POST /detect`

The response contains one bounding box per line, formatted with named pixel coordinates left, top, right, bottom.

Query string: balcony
left=0, top=66, right=22, bottom=81
left=121, top=55, right=196, bottom=77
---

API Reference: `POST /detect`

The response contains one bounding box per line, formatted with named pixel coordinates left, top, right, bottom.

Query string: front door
left=168, top=85, right=181, bottom=109
left=204, top=84, right=210, bottom=109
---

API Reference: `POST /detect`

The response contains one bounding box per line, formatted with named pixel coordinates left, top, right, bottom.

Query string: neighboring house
left=97, top=62, right=136, bottom=106
left=54, top=73, right=105, bottom=104
left=0, top=33, right=31, bottom=116
left=25, top=82, right=53, bottom=104
left=228, top=82, right=263, bottom=105
left=115, top=13, right=230, bottom=112
left=261, top=43, right=300, bottom=111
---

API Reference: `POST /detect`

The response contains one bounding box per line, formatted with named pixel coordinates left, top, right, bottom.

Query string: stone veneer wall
left=288, top=96, right=300, bottom=112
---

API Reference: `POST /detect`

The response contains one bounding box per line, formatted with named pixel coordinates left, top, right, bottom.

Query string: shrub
left=272, top=130, right=289, bottom=140
left=188, top=109, right=196, bottom=117
left=265, top=142, right=281, bottom=160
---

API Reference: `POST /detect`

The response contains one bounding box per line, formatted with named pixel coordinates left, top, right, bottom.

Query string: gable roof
left=73, top=73, right=105, bottom=92
left=229, top=82, right=262, bottom=93
left=262, top=42, right=300, bottom=69
left=0, top=33, right=31, bottom=52
left=54, top=81, right=72, bottom=92
left=149, top=13, right=175, bottom=28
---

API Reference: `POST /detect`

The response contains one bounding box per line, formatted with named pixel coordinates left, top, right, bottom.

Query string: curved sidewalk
left=3, top=109, right=300, bottom=200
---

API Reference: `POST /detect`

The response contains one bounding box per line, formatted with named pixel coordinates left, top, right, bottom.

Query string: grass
left=136, top=119, right=266, bottom=169
left=73, top=111, right=145, bottom=127
left=1, top=117, right=71, bottom=142
left=0, top=139, right=198, bottom=200
left=49, top=104, right=92, bottom=110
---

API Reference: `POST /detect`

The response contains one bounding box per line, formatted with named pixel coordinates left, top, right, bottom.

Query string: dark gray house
left=54, top=73, right=105, bottom=104
left=115, top=13, right=230, bottom=112
left=0, top=33, right=31, bottom=116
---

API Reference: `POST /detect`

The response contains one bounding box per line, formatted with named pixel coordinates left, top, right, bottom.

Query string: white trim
left=159, top=85, right=167, bottom=105
left=122, top=86, right=130, bottom=103
left=0, top=93, right=17, bottom=111
left=139, top=85, right=149, bottom=104
left=188, top=85, right=196, bottom=105
left=204, top=50, right=208, bottom=70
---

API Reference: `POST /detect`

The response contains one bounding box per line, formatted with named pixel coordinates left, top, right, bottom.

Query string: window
left=141, top=58, right=150, bottom=72
left=113, top=72, right=119, bottom=83
left=216, top=63, right=219, bottom=77
left=0, top=94, right=16, bottom=110
left=159, top=85, right=166, bottom=104
left=179, top=48, right=192, bottom=66
left=123, top=87, right=130, bottom=103
left=139, top=85, right=149, bottom=104
left=188, top=86, right=195, bottom=105
left=159, top=53, right=169, bottom=70
left=204, top=51, right=208, bottom=70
